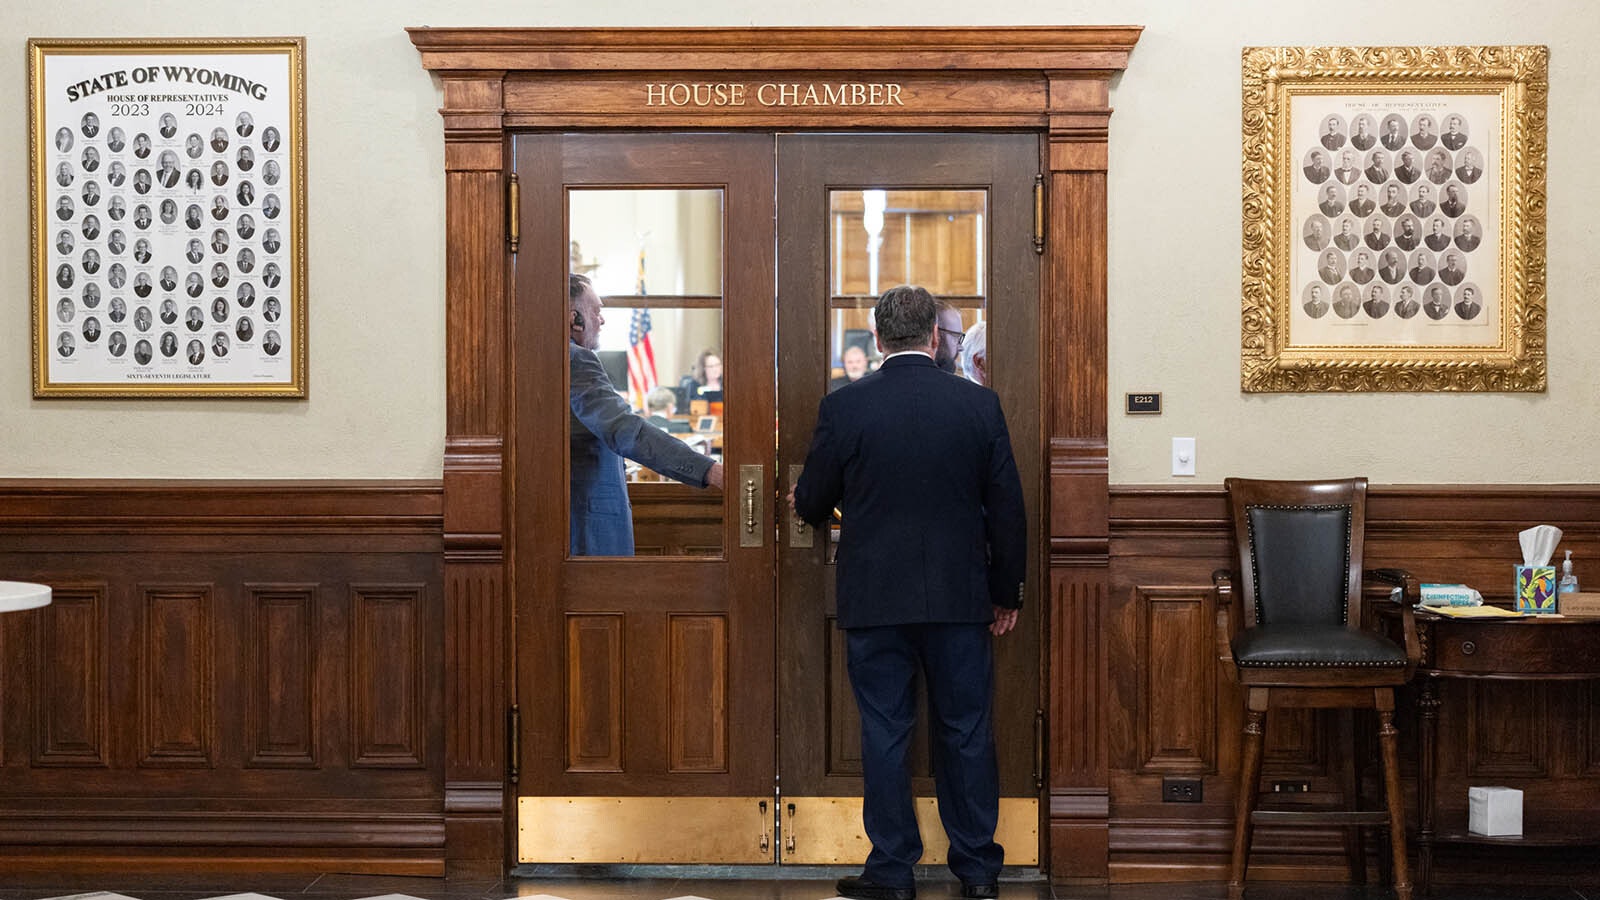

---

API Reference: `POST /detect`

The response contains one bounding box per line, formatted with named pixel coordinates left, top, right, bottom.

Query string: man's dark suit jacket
left=569, top=342, right=713, bottom=555
left=794, top=353, right=1026, bottom=629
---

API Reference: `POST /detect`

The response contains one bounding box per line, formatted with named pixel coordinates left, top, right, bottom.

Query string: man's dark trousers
left=848, top=622, right=1003, bottom=889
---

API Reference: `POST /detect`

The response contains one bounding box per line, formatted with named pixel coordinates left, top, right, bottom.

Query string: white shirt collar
left=881, top=349, right=933, bottom=363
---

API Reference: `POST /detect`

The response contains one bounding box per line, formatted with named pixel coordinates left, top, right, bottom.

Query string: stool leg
left=1338, top=708, right=1366, bottom=885
left=1377, top=689, right=1412, bottom=900
left=1229, top=689, right=1268, bottom=900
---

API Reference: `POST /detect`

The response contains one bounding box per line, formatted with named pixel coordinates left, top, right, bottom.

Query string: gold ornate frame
left=28, top=37, right=308, bottom=397
left=1241, top=46, right=1547, bottom=392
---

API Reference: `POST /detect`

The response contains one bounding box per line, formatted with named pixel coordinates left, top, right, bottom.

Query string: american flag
left=626, top=249, right=657, bottom=407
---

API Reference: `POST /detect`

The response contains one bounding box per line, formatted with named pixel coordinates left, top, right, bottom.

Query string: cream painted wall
left=2, top=2, right=1596, bottom=482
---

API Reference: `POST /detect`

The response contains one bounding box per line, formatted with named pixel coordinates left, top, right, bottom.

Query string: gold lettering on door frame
left=643, top=82, right=905, bottom=108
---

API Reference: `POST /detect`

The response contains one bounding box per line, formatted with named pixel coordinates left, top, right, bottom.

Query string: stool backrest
left=1226, top=477, right=1368, bottom=630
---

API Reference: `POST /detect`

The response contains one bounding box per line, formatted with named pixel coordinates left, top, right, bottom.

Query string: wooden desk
left=1406, top=610, right=1600, bottom=895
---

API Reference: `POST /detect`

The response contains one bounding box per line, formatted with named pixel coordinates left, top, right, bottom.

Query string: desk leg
left=1417, top=676, right=1441, bottom=897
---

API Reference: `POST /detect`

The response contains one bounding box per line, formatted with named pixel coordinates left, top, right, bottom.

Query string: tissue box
left=1515, top=565, right=1557, bottom=614
left=1468, top=786, right=1523, bottom=836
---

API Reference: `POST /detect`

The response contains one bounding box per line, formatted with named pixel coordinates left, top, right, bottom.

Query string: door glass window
left=824, top=188, right=989, bottom=557
left=567, top=188, right=725, bottom=557
left=826, top=189, right=987, bottom=392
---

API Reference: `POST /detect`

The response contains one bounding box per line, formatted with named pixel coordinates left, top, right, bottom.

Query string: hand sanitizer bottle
left=1559, top=550, right=1579, bottom=594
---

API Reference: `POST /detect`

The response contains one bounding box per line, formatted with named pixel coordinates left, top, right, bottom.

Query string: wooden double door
left=512, top=132, right=1042, bottom=865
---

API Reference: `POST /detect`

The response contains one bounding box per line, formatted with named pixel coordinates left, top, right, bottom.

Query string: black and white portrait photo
left=32, top=39, right=304, bottom=395
left=1290, top=90, right=1503, bottom=352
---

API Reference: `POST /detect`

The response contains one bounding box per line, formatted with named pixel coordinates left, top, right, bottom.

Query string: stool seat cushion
left=1232, top=625, right=1407, bottom=668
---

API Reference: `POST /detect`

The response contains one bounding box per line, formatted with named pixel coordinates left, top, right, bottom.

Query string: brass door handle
left=739, top=464, right=764, bottom=548
left=788, top=464, right=813, bottom=548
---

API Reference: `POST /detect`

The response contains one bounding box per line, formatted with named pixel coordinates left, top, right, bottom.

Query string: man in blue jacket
left=568, top=273, right=723, bottom=555
left=792, top=285, right=1027, bottom=900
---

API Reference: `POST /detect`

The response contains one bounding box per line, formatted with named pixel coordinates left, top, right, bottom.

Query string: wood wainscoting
left=1107, top=484, right=1600, bottom=886
left=0, top=480, right=444, bottom=874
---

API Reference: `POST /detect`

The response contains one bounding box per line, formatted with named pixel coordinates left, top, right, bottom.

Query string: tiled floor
left=0, top=871, right=1594, bottom=900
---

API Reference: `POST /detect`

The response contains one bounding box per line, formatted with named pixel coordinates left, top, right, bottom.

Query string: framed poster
left=28, top=37, right=306, bottom=397
left=1241, top=46, right=1547, bottom=392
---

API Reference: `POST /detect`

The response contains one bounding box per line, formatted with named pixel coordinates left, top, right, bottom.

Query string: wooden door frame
left=408, top=25, right=1141, bottom=880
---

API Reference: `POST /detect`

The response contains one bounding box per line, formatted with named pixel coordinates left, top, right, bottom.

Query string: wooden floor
left=0, top=872, right=1593, bottom=900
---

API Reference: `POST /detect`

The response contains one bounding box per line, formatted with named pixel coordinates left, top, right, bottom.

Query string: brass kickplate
left=780, top=796, right=1038, bottom=865
left=519, top=796, right=776, bottom=863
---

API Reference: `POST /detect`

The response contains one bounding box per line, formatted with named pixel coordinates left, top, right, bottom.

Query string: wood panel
left=246, top=585, right=317, bottom=768
left=0, top=479, right=443, bottom=873
left=33, top=584, right=108, bottom=768
left=351, top=585, right=428, bottom=769
left=1135, top=587, right=1215, bottom=774
left=139, top=585, right=215, bottom=767
left=667, top=614, right=727, bottom=773
left=1108, top=484, right=1600, bottom=885
left=566, top=614, right=624, bottom=774
left=1467, top=681, right=1548, bottom=778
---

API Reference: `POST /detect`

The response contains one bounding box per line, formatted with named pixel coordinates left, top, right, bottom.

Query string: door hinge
left=1036, top=173, right=1049, bottom=254
left=508, top=704, right=520, bottom=785
left=507, top=172, right=520, bottom=254
left=1033, top=708, right=1044, bottom=792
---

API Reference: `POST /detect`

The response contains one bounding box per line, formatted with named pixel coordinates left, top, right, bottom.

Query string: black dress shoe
left=835, top=874, right=916, bottom=900
left=960, top=882, right=999, bottom=899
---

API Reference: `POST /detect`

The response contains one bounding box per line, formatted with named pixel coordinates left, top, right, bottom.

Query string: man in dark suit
left=1424, top=284, right=1451, bottom=319
left=1333, top=150, right=1360, bottom=185
left=1349, top=251, right=1374, bottom=285
left=1318, top=185, right=1344, bottom=217
left=1303, top=150, right=1330, bottom=184
left=1439, top=253, right=1467, bottom=286
left=1333, top=219, right=1359, bottom=251
left=1350, top=116, right=1376, bottom=150
left=1303, top=284, right=1329, bottom=318
left=1456, top=148, right=1483, bottom=184
left=1455, top=218, right=1482, bottom=252
left=1394, top=150, right=1421, bottom=184
left=1363, top=217, right=1388, bottom=251
left=1411, top=115, right=1438, bottom=150
left=1379, top=184, right=1407, bottom=218
left=1364, top=149, right=1389, bottom=185
left=1363, top=284, right=1390, bottom=318
left=1320, top=117, right=1346, bottom=150
left=1455, top=285, right=1482, bottom=320
left=1378, top=250, right=1404, bottom=285
left=568, top=273, right=723, bottom=555
left=1410, top=184, right=1437, bottom=218
left=1332, top=284, right=1360, bottom=319
left=1426, top=219, right=1452, bottom=252
left=793, top=285, right=1026, bottom=900
left=1395, top=285, right=1420, bottom=319
left=1410, top=252, right=1436, bottom=286
left=1440, top=184, right=1467, bottom=218
left=1317, top=250, right=1344, bottom=285
left=1442, top=115, right=1468, bottom=151
left=1381, top=117, right=1407, bottom=151
left=1395, top=218, right=1421, bottom=252
left=1349, top=184, right=1375, bottom=217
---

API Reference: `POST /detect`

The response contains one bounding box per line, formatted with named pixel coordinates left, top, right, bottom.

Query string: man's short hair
left=873, top=285, right=938, bottom=352
left=569, top=273, right=592, bottom=306
left=646, top=387, right=676, bottom=414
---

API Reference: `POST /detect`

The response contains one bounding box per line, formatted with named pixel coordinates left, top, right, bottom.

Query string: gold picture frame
left=28, top=37, right=307, bottom=397
left=1241, top=45, right=1547, bottom=392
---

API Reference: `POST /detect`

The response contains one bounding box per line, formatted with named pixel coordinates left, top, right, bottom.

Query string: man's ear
left=873, top=332, right=886, bottom=355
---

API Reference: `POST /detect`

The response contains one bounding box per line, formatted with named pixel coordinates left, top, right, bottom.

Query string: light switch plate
left=1172, top=437, right=1196, bottom=477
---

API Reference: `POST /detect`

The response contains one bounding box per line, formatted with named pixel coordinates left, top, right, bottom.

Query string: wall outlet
left=1272, top=780, right=1312, bottom=793
left=1162, top=777, right=1202, bottom=803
